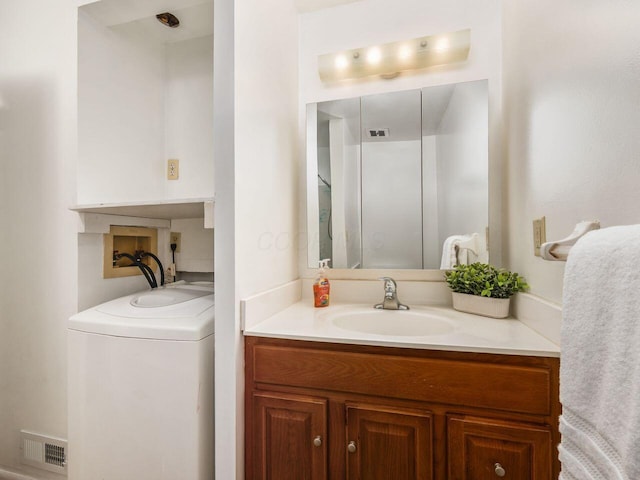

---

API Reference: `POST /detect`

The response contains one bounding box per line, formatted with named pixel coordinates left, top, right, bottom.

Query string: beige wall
left=0, top=1, right=78, bottom=477
left=503, top=0, right=640, bottom=304
left=214, top=0, right=300, bottom=477
left=235, top=1, right=300, bottom=299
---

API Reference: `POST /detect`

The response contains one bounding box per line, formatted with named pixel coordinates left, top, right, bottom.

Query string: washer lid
left=69, top=284, right=214, bottom=341
left=130, top=288, right=209, bottom=308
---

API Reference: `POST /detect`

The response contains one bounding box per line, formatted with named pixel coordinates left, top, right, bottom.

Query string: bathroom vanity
left=244, top=303, right=561, bottom=480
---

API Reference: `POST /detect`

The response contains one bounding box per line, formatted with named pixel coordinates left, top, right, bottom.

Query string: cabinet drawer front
left=447, top=415, right=552, bottom=480
left=252, top=345, right=552, bottom=415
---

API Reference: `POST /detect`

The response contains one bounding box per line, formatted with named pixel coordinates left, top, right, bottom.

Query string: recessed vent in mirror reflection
left=367, top=128, right=390, bottom=138
left=307, top=79, right=489, bottom=270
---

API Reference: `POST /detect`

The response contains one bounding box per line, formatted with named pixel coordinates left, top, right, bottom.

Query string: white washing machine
left=68, top=282, right=214, bottom=480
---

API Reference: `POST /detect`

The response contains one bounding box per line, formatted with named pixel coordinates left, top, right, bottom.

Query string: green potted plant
left=444, top=263, right=528, bottom=318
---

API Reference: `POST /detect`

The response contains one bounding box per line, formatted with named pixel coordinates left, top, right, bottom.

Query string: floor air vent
left=20, top=431, right=67, bottom=474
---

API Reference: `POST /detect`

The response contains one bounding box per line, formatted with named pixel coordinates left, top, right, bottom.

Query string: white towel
left=559, top=225, right=640, bottom=480
left=440, top=233, right=477, bottom=269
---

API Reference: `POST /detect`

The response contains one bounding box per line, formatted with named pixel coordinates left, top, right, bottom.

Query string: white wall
left=362, top=140, right=423, bottom=268
left=503, top=0, right=640, bottom=304
left=343, top=144, right=361, bottom=268
left=235, top=2, right=300, bottom=298
left=78, top=13, right=214, bottom=205
left=436, top=81, right=488, bottom=254
left=299, top=0, right=503, bottom=278
left=422, top=136, right=440, bottom=267
left=170, top=218, right=214, bottom=273
left=77, top=10, right=166, bottom=204
left=165, top=36, right=215, bottom=200
left=214, top=0, right=299, bottom=478
left=328, top=118, right=347, bottom=266
left=0, top=1, right=78, bottom=477
left=212, top=0, right=238, bottom=478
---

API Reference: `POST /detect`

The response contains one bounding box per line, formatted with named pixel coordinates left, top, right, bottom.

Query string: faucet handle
left=376, top=277, right=410, bottom=310
left=378, top=277, right=397, bottom=293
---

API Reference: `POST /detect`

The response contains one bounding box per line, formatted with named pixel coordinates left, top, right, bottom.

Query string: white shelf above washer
left=71, top=198, right=213, bottom=220
left=71, top=198, right=214, bottom=233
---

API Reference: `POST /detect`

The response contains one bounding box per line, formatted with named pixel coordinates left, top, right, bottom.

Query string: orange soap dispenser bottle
left=313, top=259, right=331, bottom=308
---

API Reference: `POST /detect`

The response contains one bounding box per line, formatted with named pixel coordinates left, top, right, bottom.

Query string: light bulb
left=335, top=54, right=349, bottom=70
left=398, top=44, right=412, bottom=61
left=435, top=38, right=450, bottom=52
left=366, top=47, right=382, bottom=64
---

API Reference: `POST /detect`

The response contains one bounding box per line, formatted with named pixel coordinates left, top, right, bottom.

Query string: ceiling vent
left=366, top=128, right=390, bottom=138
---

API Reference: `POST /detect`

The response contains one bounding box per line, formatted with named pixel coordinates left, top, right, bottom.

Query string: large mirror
left=306, top=79, right=489, bottom=270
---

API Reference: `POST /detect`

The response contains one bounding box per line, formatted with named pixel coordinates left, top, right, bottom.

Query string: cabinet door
left=448, top=416, right=552, bottom=480
left=346, top=403, right=433, bottom=480
left=252, top=391, right=328, bottom=480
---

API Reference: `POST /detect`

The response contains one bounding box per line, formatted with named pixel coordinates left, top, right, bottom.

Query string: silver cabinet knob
left=347, top=441, right=357, bottom=453
left=313, top=436, right=322, bottom=447
left=494, top=463, right=506, bottom=477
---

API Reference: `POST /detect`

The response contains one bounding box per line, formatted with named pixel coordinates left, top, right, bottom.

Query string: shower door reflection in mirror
left=307, top=80, right=489, bottom=270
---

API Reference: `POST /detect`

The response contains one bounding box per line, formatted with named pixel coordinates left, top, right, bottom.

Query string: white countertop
left=243, top=301, right=561, bottom=358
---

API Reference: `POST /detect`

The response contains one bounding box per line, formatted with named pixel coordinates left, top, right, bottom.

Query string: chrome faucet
left=374, top=277, right=410, bottom=310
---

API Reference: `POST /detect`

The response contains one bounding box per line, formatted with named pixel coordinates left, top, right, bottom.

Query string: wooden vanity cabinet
left=346, top=403, right=434, bottom=479
left=448, top=415, right=553, bottom=479
left=245, top=337, right=560, bottom=480
left=252, top=391, right=328, bottom=480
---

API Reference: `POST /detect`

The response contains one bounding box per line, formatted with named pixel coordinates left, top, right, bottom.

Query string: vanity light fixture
left=318, top=29, right=470, bottom=82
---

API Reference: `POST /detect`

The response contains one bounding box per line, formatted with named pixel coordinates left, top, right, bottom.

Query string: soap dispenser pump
left=313, top=259, right=331, bottom=308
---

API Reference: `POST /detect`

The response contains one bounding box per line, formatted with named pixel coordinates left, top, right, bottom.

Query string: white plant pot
left=451, top=292, right=511, bottom=319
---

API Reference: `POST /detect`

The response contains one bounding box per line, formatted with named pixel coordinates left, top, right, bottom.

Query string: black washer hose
left=114, top=252, right=157, bottom=288
left=140, top=252, right=165, bottom=287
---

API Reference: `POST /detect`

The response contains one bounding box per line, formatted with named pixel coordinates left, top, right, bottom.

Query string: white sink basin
left=327, top=308, right=455, bottom=337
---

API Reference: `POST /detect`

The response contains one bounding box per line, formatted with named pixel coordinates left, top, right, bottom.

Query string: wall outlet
left=533, top=216, right=546, bottom=256
left=170, top=232, right=181, bottom=253
left=166, top=264, right=176, bottom=277
left=167, top=159, right=179, bottom=180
